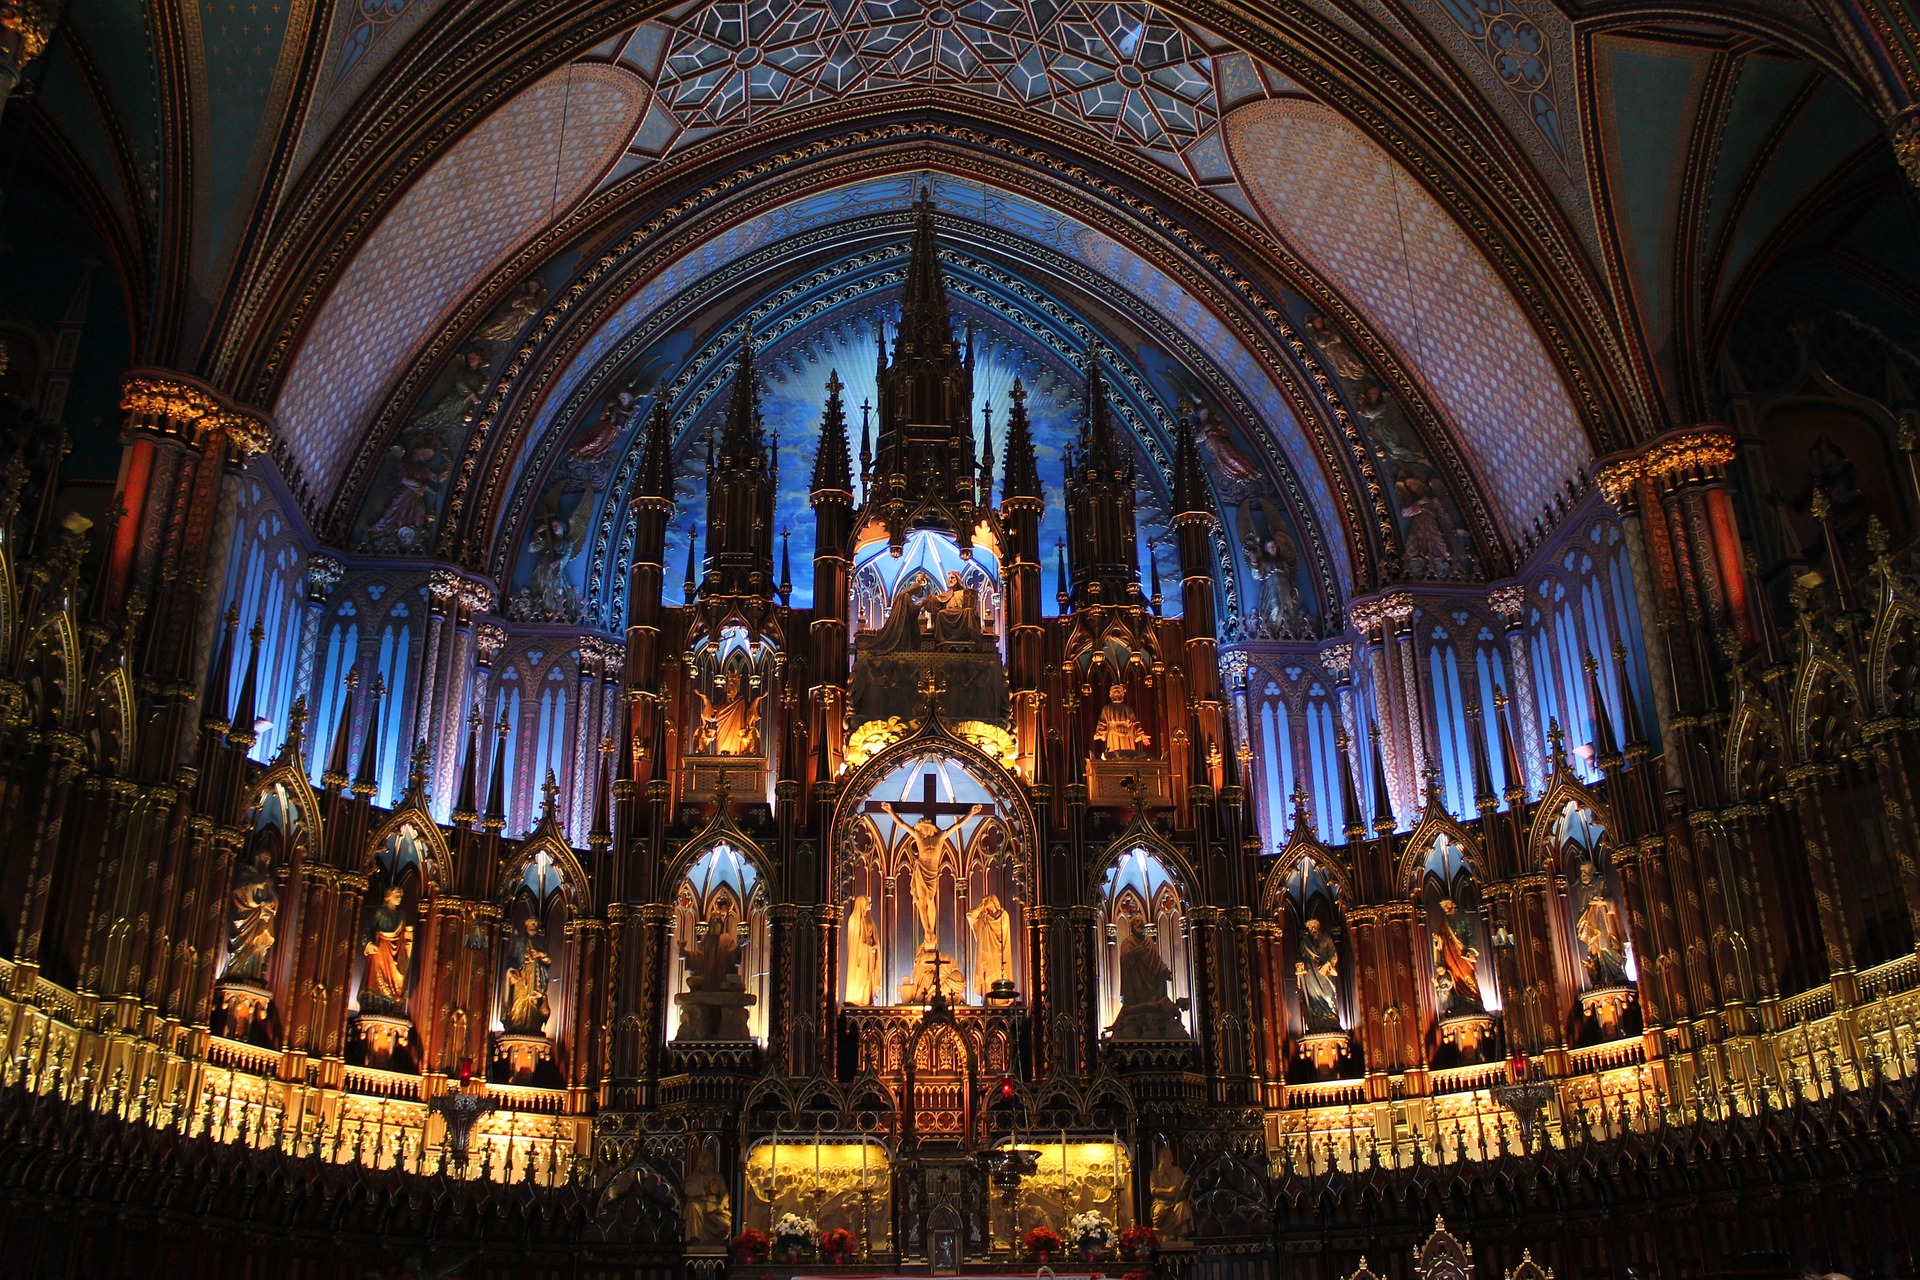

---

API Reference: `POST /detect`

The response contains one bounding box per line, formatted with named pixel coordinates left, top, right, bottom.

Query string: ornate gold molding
left=1597, top=426, right=1737, bottom=506
left=0, top=0, right=57, bottom=70
left=1893, top=105, right=1920, bottom=189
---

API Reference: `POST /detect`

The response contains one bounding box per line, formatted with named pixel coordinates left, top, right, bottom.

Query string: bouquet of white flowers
left=1068, top=1210, right=1114, bottom=1252
left=771, top=1212, right=818, bottom=1255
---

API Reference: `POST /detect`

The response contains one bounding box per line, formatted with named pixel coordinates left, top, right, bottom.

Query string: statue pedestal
left=1088, top=760, right=1168, bottom=807
left=494, top=1032, right=551, bottom=1083
left=1296, top=1029, right=1351, bottom=1078
left=1438, top=1013, right=1496, bottom=1061
left=682, top=755, right=769, bottom=801
left=1580, top=986, right=1636, bottom=1038
left=215, top=980, right=272, bottom=1042
left=675, top=989, right=756, bottom=1041
left=357, top=1013, right=413, bottom=1068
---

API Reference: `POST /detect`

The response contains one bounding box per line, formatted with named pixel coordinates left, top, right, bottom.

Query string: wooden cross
left=864, top=772, right=977, bottom=824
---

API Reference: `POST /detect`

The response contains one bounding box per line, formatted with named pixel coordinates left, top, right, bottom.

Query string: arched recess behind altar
left=664, top=840, right=773, bottom=1045
left=1095, top=840, right=1195, bottom=1041
left=831, top=735, right=1034, bottom=1010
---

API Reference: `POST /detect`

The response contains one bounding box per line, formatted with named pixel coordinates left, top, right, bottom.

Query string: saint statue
left=360, top=885, right=413, bottom=1016
left=676, top=896, right=754, bottom=1041
left=1572, top=862, right=1630, bottom=986
left=1108, top=911, right=1188, bottom=1040
left=682, top=1143, right=733, bottom=1244
left=502, top=915, right=552, bottom=1035
left=1149, top=1144, right=1195, bottom=1243
left=220, top=849, right=279, bottom=983
left=844, top=895, right=882, bottom=1006
left=694, top=668, right=763, bottom=755
left=931, top=571, right=985, bottom=645
left=1094, top=682, right=1149, bottom=757
left=685, top=904, right=743, bottom=992
left=1429, top=897, right=1484, bottom=1016
left=1294, top=916, right=1340, bottom=1032
left=966, top=893, right=1013, bottom=998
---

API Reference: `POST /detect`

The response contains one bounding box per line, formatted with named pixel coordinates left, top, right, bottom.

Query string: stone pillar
left=1488, top=585, right=1545, bottom=797
left=295, top=557, right=344, bottom=716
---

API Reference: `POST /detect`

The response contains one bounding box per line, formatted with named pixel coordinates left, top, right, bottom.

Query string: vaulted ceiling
left=8, top=0, right=1917, bottom=614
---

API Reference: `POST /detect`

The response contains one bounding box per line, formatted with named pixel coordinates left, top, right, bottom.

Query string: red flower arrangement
left=731, top=1229, right=771, bottom=1264
left=1123, top=1269, right=1152, bottom=1280
left=1118, top=1226, right=1160, bottom=1261
left=1024, top=1226, right=1065, bottom=1261
left=819, top=1227, right=857, bottom=1264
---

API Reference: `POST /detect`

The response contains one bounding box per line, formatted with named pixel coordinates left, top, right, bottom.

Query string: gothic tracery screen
left=838, top=750, right=1025, bottom=1008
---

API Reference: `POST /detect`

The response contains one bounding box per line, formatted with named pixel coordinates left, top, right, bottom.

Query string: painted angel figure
left=408, top=346, right=492, bottom=441
left=1238, top=498, right=1304, bottom=638
left=517, top=487, right=594, bottom=621
left=474, top=276, right=549, bottom=348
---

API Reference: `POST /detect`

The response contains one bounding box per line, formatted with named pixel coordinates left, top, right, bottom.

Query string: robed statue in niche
left=1294, top=917, right=1340, bottom=1032
left=220, top=849, right=279, bottom=984
left=1094, top=683, right=1149, bottom=757
left=844, top=895, right=882, bottom=1006
left=502, top=915, right=553, bottom=1036
left=694, top=667, right=764, bottom=756
left=1108, top=911, right=1188, bottom=1040
left=864, top=572, right=996, bottom=656
left=360, top=885, right=414, bottom=1016
left=966, top=893, right=1013, bottom=998
left=1572, top=860, right=1630, bottom=987
left=676, top=892, right=755, bottom=1041
left=1430, top=897, right=1485, bottom=1017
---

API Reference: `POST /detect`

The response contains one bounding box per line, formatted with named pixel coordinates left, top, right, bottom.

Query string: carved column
left=295, top=557, right=344, bottom=720
left=1864, top=720, right=1920, bottom=950
left=569, top=917, right=606, bottom=1107
left=1488, top=586, right=1545, bottom=797
left=1788, top=762, right=1862, bottom=1004
left=635, top=901, right=672, bottom=1105
left=1611, top=843, right=1669, bottom=1048
left=9, top=732, right=83, bottom=989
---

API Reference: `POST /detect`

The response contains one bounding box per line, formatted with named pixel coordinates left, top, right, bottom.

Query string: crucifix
left=868, top=773, right=986, bottom=1000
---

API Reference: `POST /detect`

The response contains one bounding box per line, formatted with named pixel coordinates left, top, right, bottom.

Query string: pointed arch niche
left=492, top=844, right=581, bottom=1085
left=1278, top=854, right=1357, bottom=1081
left=836, top=746, right=1027, bottom=1009
left=1097, top=843, right=1193, bottom=1042
left=666, top=840, right=772, bottom=1045
left=348, top=819, right=440, bottom=1071
left=212, top=777, right=314, bottom=1047
left=1412, top=833, right=1502, bottom=1068
left=1543, top=800, right=1640, bottom=1045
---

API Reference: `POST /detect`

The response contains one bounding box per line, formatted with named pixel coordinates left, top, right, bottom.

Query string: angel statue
left=511, top=487, right=594, bottom=622
left=1237, top=498, right=1308, bottom=639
